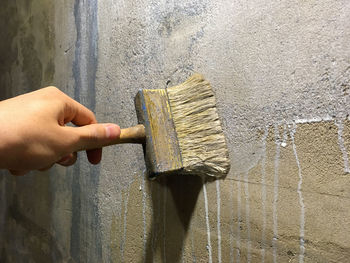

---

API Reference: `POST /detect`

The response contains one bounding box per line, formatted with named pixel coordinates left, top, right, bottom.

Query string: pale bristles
left=166, top=74, right=230, bottom=178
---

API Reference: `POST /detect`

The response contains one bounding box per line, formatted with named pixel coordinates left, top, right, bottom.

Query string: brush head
left=134, top=74, right=230, bottom=179
left=167, top=74, right=230, bottom=178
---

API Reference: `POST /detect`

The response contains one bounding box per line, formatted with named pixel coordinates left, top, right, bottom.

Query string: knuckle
left=47, top=86, right=59, bottom=91
left=88, top=126, right=102, bottom=141
left=38, top=87, right=64, bottom=103
left=44, top=86, right=61, bottom=94
left=43, top=87, right=68, bottom=101
left=84, top=126, right=105, bottom=144
left=74, top=126, right=100, bottom=150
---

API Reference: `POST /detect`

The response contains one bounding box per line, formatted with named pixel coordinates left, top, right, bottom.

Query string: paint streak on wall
left=290, top=123, right=306, bottom=263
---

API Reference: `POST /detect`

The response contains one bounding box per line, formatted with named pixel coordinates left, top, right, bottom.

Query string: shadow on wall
left=145, top=174, right=203, bottom=262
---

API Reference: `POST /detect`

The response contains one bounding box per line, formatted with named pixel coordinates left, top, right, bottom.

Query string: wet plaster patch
left=225, top=119, right=350, bottom=262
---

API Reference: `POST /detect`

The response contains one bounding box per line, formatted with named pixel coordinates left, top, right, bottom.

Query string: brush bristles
left=166, top=74, right=230, bottom=178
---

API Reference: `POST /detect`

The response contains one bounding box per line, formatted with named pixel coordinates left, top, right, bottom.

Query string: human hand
left=0, top=87, right=121, bottom=175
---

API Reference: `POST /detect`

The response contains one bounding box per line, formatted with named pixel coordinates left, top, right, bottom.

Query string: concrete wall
left=1, top=0, right=350, bottom=262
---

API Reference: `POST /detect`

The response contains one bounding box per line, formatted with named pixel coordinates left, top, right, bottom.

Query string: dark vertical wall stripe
left=71, top=0, right=102, bottom=261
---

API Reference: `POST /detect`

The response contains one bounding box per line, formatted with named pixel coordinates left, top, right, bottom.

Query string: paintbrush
left=111, top=74, right=230, bottom=179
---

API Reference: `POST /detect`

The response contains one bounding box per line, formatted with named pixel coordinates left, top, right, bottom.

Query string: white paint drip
left=335, top=120, right=350, bottom=174
left=120, top=188, right=130, bottom=262
left=163, top=184, right=167, bottom=263
left=236, top=173, right=241, bottom=263
left=261, top=127, right=268, bottom=263
left=216, top=180, right=222, bottom=263
left=293, top=115, right=333, bottom=124
left=203, top=181, right=213, bottom=263
left=282, top=123, right=288, bottom=147
left=142, top=175, right=147, bottom=262
left=272, top=124, right=280, bottom=263
left=290, top=123, right=306, bottom=263
left=190, top=220, right=197, bottom=263
left=244, top=171, right=252, bottom=262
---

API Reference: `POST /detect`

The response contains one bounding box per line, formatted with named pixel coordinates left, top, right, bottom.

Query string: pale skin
left=0, top=87, right=121, bottom=175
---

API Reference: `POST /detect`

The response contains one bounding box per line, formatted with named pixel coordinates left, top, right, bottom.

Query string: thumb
left=66, top=123, right=121, bottom=151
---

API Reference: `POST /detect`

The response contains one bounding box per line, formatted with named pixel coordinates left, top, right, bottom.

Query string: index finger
left=62, top=95, right=97, bottom=126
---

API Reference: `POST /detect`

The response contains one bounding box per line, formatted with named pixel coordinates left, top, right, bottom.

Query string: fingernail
left=105, top=124, right=120, bottom=139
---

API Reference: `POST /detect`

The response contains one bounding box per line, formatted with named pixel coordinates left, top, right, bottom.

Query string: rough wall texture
left=0, top=0, right=350, bottom=262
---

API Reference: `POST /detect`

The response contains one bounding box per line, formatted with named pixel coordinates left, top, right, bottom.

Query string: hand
left=0, top=87, right=121, bottom=175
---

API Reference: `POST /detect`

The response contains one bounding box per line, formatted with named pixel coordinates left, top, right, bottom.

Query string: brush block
left=134, top=89, right=183, bottom=178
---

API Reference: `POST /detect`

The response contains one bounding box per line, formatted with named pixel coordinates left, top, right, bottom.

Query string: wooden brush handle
left=113, top=124, right=146, bottom=144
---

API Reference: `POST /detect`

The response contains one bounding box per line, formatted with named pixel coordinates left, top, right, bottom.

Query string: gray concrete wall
left=1, top=0, right=350, bottom=262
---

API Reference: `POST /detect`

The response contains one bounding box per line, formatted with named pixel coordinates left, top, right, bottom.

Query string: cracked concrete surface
left=1, top=0, right=350, bottom=262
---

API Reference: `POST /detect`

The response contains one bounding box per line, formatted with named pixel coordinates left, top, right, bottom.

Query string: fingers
left=10, top=152, right=78, bottom=175
left=37, top=152, right=78, bottom=171
left=64, top=123, right=121, bottom=152
left=37, top=87, right=96, bottom=126
left=62, top=95, right=97, bottom=126
left=52, top=151, right=98, bottom=168
left=41, top=150, right=101, bottom=170
left=59, top=94, right=119, bottom=166
left=57, top=152, right=78, bottom=167
left=86, top=148, right=102, bottom=164
left=60, top=97, right=111, bottom=166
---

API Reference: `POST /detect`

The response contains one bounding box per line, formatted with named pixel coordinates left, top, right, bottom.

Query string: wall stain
left=0, top=1, right=56, bottom=262
left=71, top=0, right=101, bottom=261
left=8, top=195, right=63, bottom=262
left=0, top=0, right=55, bottom=97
